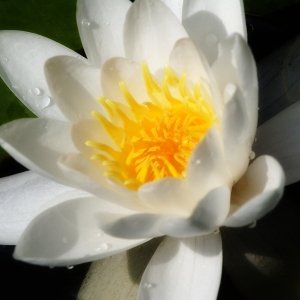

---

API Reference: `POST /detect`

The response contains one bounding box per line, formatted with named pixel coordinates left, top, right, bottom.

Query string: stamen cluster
left=86, top=62, right=216, bottom=190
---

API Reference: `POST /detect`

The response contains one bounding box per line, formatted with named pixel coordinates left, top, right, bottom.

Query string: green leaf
left=0, top=0, right=82, bottom=162
left=244, top=0, right=300, bottom=15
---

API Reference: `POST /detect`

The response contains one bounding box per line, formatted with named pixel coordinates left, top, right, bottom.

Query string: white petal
left=14, top=196, right=147, bottom=266
left=138, top=234, right=222, bottom=300
left=182, top=0, right=247, bottom=65
left=186, top=126, right=231, bottom=202
left=101, top=57, right=148, bottom=106
left=0, top=31, right=86, bottom=120
left=222, top=84, right=251, bottom=182
left=102, top=186, right=230, bottom=240
left=0, top=171, right=74, bottom=245
left=123, top=0, right=188, bottom=73
left=254, top=101, right=300, bottom=185
left=0, top=118, right=76, bottom=185
left=98, top=212, right=167, bottom=239
left=212, top=34, right=258, bottom=139
left=58, top=152, right=146, bottom=212
left=160, top=186, right=230, bottom=237
left=138, top=177, right=194, bottom=215
left=76, top=0, right=131, bottom=67
left=225, top=155, right=285, bottom=227
left=44, top=56, right=106, bottom=123
left=160, top=0, right=184, bottom=21
left=169, top=38, right=223, bottom=119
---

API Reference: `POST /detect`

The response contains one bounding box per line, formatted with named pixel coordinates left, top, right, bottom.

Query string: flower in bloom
left=0, top=0, right=295, bottom=298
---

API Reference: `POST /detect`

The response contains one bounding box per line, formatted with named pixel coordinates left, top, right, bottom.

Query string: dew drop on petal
left=4, top=57, right=9, bottom=62
left=95, top=243, right=110, bottom=251
left=30, top=87, right=42, bottom=96
left=94, top=232, right=102, bottom=238
left=213, top=228, right=220, bottom=234
left=195, top=159, right=201, bottom=165
left=205, top=33, right=218, bottom=44
left=67, top=265, right=74, bottom=270
left=249, top=220, right=257, bottom=228
left=11, top=85, right=19, bottom=90
left=81, top=18, right=91, bottom=26
left=104, top=21, right=110, bottom=26
left=143, top=282, right=153, bottom=289
left=35, top=96, right=51, bottom=109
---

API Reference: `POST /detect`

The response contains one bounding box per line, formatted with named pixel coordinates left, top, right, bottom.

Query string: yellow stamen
left=86, top=62, right=217, bottom=190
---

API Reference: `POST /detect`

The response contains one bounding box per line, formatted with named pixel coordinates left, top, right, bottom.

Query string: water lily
left=0, top=0, right=290, bottom=299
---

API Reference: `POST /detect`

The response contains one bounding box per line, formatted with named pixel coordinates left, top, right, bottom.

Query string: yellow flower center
left=86, top=62, right=217, bottom=190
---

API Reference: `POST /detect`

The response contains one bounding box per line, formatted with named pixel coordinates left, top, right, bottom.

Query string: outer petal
left=14, top=196, right=147, bottom=266
left=254, top=101, right=300, bottom=185
left=98, top=212, right=167, bottom=239
left=123, top=0, right=188, bottom=73
left=0, top=30, right=86, bottom=120
left=0, top=118, right=76, bottom=185
left=211, top=34, right=258, bottom=139
left=160, top=0, right=184, bottom=21
left=182, top=0, right=247, bottom=65
left=224, top=155, right=285, bottom=227
left=0, top=171, right=73, bottom=245
left=138, top=234, right=222, bottom=300
left=76, top=0, right=131, bottom=67
left=44, top=56, right=106, bottom=123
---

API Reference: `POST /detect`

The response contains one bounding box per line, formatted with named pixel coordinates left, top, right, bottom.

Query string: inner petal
left=86, top=62, right=217, bottom=190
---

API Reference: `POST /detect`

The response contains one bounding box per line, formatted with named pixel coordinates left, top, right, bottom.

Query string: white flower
left=0, top=0, right=292, bottom=299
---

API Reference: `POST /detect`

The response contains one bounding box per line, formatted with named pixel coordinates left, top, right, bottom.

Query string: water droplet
left=11, top=85, right=19, bottom=89
left=49, top=265, right=55, bottom=269
left=95, top=243, right=110, bottom=251
left=81, top=18, right=91, bottom=26
left=31, top=87, right=42, bottom=96
left=104, top=21, right=110, bottom=26
left=67, top=265, right=74, bottom=270
left=213, top=228, right=220, bottom=234
left=249, top=220, right=257, bottom=228
left=35, top=96, right=51, bottom=109
left=143, top=282, right=153, bottom=289
left=254, top=137, right=257, bottom=142
left=95, top=232, right=102, bottom=238
left=206, top=33, right=218, bottom=44
left=249, top=151, right=255, bottom=160
left=4, top=57, right=8, bottom=62
left=195, top=159, right=201, bottom=165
